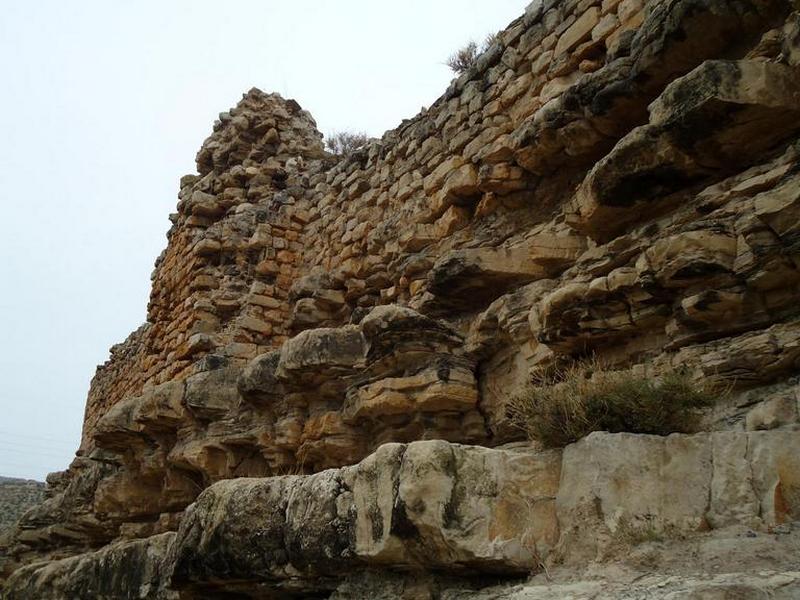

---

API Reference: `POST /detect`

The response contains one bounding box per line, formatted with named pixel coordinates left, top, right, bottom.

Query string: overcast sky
left=0, top=1, right=526, bottom=480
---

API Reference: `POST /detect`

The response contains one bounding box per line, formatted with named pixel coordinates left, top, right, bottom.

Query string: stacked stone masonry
left=3, top=1, right=800, bottom=598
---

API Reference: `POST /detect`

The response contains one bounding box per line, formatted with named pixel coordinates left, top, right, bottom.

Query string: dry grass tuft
left=446, top=41, right=479, bottom=74
left=446, top=33, right=500, bottom=74
left=325, top=131, right=370, bottom=156
left=507, top=358, right=717, bottom=448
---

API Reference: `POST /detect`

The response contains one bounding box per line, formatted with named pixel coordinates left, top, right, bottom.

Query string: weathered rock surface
left=572, top=59, right=800, bottom=240
left=0, top=477, right=45, bottom=534
left=3, top=533, right=176, bottom=600
left=170, top=441, right=560, bottom=596
left=6, top=432, right=800, bottom=598
left=4, top=0, right=800, bottom=597
left=555, top=430, right=800, bottom=563
left=442, top=570, right=800, bottom=600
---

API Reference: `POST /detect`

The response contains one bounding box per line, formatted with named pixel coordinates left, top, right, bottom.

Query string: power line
left=0, top=455, right=67, bottom=467
left=0, top=428, right=78, bottom=443
left=0, top=445, right=74, bottom=460
left=0, top=460, right=58, bottom=473
left=0, top=440, right=78, bottom=451
left=0, top=429, right=78, bottom=447
left=0, top=440, right=75, bottom=452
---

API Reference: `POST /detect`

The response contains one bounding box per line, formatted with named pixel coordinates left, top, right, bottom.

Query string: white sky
left=0, top=1, right=526, bottom=480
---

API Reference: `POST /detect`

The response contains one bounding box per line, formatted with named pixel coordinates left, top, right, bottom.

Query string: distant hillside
left=0, top=476, right=45, bottom=532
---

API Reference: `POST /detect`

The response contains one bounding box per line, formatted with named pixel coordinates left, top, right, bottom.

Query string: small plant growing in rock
left=325, top=131, right=370, bottom=156
left=447, top=41, right=480, bottom=74
left=507, top=359, right=716, bottom=448
left=446, top=32, right=500, bottom=74
left=615, top=514, right=669, bottom=546
left=483, top=31, right=499, bottom=50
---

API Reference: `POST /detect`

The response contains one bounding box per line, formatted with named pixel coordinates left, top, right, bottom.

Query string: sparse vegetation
left=483, top=32, right=499, bottom=50
left=507, top=359, right=717, bottom=448
left=325, top=131, right=370, bottom=156
left=446, top=41, right=479, bottom=74
left=0, top=476, right=45, bottom=533
left=613, top=514, right=681, bottom=548
left=446, top=32, right=500, bottom=74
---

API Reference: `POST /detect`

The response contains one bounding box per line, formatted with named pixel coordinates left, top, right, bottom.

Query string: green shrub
left=507, top=359, right=716, bottom=448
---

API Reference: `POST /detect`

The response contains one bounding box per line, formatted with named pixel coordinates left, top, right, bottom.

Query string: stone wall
left=3, top=0, right=800, bottom=597
left=80, top=92, right=326, bottom=447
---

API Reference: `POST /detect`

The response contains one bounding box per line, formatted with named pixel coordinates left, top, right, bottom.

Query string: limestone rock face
left=6, top=432, right=800, bottom=598
left=169, top=441, right=560, bottom=596
left=3, top=533, right=176, bottom=600
left=555, top=430, right=800, bottom=563
left=441, top=571, right=800, bottom=600
left=572, top=59, right=800, bottom=240
left=4, top=0, right=800, bottom=597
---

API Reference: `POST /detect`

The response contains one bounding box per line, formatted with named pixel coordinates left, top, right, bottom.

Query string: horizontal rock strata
left=5, top=431, right=800, bottom=598
left=3, top=0, right=800, bottom=598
